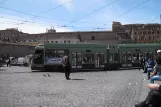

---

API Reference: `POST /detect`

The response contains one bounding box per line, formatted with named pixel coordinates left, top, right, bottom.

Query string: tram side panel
left=70, top=46, right=107, bottom=71
left=118, top=46, right=156, bottom=68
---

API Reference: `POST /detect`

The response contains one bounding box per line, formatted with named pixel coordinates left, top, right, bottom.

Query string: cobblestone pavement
left=0, top=66, right=143, bottom=107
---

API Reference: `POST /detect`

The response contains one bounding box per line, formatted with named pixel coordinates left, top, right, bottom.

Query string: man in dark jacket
left=62, top=52, right=71, bottom=80
left=135, top=84, right=161, bottom=107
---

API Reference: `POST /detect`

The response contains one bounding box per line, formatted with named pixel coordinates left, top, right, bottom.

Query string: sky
left=0, top=0, right=160, bottom=34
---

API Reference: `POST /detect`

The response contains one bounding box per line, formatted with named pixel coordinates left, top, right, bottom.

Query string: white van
left=17, top=57, right=25, bottom=66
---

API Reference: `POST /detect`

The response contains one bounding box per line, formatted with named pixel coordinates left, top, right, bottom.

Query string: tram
left=31, top=43, right=161, bottom=71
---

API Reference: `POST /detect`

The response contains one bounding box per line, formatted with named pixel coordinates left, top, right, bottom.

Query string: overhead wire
left=0, top=15, right=111, bottom=30
left=102, top=0, right=151, bottom=26
left=0, top=5, right=90, bottom=24
left=0, top=0, right=158, bottom=32
left=29, top=0, right=74, bottom=20
left=0, top=0, right=7, bottom=3
left=70, top=0, right=121, bottom=23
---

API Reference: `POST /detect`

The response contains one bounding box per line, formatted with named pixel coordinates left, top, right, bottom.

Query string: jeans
left=150, top=75, right=161, bottom=84
left=147, top=68, right=153, bottom=79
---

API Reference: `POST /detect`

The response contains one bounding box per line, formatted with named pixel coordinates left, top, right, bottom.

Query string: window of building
left=148, top=28, right=151, bottom=30
left=157, top=31, right=159, bottom=34
left=149, top=36, right=151, bottom=40
left=55, top=41, right=58, bottom=43
left=143, top=32, right=146, bottom=35
left=51, top=41, right=53, bottom=43
left=64, top=41, right=66, bottom=43
left=152, top=31, right=154, bottom=34
left=91, top=36, right=95, bottom=40
left=67, top=40, right=71, bottom=43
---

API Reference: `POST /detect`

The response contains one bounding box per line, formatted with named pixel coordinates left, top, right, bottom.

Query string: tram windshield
left=33, top=50, right=44, bottom=64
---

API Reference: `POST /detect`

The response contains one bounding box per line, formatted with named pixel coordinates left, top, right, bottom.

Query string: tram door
left=122, top=52, right=132, bottom=67
left=95, top=53, right=105, bottom=68
left=71, top=52, right=82, bottom=69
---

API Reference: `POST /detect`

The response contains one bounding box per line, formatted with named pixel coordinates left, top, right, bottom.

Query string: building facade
left=2, top=21, right=160, bottom=45
left=112, top=22, right=161, bottom=43
left=19, top=30, right=119, bottom=45
left=131, top=24, right=161, bottom=43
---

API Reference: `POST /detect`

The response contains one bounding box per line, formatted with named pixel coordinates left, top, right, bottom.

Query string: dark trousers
left=139, top=63, right=144, bottom=70
left=64, top=67, right=70, bottom=79
left=137, top=90, right=161, bottom=107
left=7, top=62, right=10, bottom=67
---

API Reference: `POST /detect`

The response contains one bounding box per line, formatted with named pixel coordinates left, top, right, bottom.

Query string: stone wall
left=0, top=44, right=35, bottom=57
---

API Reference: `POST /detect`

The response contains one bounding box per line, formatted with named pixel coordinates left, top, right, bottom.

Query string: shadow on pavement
left=12, top=67, right=140, bottom=74
left=0, top=69, right=7, bottom=71
left=70, top=79, right=85, bottom=81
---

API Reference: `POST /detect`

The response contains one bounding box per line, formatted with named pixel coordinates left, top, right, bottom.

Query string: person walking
left=6, top=57, right=10, bottom=67
left=62, top=52, right=71, bottom=80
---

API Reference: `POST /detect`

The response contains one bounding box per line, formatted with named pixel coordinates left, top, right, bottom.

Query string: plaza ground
left=0, top=66, right=150, bottom=107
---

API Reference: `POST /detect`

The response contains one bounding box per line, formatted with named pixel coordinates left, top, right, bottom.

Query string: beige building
left=131, top=24, right=161, bottom=43
left=18, top=30, right=119, bottom=45
left=112, top=22, right=161, bottom=43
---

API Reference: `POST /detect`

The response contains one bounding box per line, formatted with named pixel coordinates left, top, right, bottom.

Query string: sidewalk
left=139, top=71, right=161, bottom=102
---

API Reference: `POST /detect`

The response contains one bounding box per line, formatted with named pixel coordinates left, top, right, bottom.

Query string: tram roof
left=44, top=43, right=107, bottom=48
left=118, top=43, right=161, bottom=48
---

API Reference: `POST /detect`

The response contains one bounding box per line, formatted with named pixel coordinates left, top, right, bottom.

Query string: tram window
left=122, top=53, right=126, bottom=63
left=132, top=53, right=138, bottom=63
left=114, top=53, right=119, bottom=61
left=58, top=50, right=65, bottom=58
left=45, top=49, right=57, bottom=58
left=99, top=54, right=105, bottom=65
left=72, top=53, right=76, bottom=66
left=33, top=50, right=44, bottom=64
left=127, top=53, right=132, bottom=63
left=77, top=53, right=82, bottom=66
left=83, top=53, right=94, bottom=63
left=109, top=53, right=113, bottom=62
